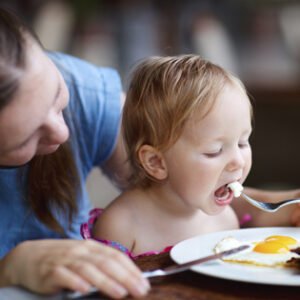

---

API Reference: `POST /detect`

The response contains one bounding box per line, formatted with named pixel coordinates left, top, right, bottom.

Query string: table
left=1, top=252, right=300, bottom=299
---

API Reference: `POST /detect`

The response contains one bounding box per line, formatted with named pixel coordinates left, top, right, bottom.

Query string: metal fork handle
left=240, top=193, right=271, bottom=211
left=276, top=198, right=300, bottom=206
left=241, top=193, right=300, bottom=212
left=267, top=198, right=300, bottom=212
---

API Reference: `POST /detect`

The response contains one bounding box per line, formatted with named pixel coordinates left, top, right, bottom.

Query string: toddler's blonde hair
left=122, top=54, right=250, bottom=188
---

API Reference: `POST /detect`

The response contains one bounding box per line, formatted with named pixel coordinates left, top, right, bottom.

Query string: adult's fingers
left=90, top=250, right=150, bottom=297
left=7, top=239, right=150, bottom=298
left=41, top=265, right=91, bottom=294
left=68, top=244, right=150, bottom=298
left=290, top=204, right=300, bottom=226
left=90, top=243, right=144, bottom=278
left=84, top=241, right=150, bottom=289
left=69, top=262, right=129, bottom=299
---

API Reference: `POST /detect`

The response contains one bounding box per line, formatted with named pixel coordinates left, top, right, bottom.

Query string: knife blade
left=66, top=244, right=249, bottom=299
left=143, top=244, right=249, bottom=278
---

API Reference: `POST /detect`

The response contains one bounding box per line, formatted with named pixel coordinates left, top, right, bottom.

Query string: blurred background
left=2, top=0, right=300, bottom=206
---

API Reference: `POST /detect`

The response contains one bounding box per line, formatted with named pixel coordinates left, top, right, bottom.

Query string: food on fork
left=227, top=182, right=244, bottom=197
left=214, top=235, right=300, bottom=268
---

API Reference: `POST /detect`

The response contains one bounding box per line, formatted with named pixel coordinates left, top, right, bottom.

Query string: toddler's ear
left=138, top=145, right=167, bottom=180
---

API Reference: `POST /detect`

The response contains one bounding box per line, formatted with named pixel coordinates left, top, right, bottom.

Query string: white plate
left=170, top=227, right=300, bottom=286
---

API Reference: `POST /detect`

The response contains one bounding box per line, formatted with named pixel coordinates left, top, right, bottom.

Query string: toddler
left=82, top=55, right=298, bottom=258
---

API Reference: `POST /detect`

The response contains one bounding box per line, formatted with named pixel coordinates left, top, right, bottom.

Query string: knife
left=66, top=244, right=249, bottom=299
left=143, top=244, right=249, bottom=277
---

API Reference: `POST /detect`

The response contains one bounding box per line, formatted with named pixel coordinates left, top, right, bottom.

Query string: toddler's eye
left=204, top=149, right=222, bottom=158
left=238, top=141, right=250, bottom=148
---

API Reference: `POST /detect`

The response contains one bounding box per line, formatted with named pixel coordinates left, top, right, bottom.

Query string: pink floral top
left=81, top=208, right=172, bottom=259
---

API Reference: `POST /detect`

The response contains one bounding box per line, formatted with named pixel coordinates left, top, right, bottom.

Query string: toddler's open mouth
left=214, top=181, right=244, bottom=206
left=214, top=185, right=233, bottom=205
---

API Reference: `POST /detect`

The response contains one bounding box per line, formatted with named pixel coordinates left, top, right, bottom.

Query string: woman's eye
left=204, top=149, right=222, bottom=158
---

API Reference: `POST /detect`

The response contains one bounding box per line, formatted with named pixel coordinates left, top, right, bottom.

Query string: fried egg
left=214, top=235, right=300, bottom=267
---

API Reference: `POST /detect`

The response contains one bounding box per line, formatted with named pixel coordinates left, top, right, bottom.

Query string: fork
left=241, top=192, right=300, bottom=212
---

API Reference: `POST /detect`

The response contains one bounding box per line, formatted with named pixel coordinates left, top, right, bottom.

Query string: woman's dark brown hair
left=0, top=7, right=79, bottom=233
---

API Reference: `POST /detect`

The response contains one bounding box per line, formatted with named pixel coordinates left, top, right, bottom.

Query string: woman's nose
left=41, top=111, right=69, bottom=145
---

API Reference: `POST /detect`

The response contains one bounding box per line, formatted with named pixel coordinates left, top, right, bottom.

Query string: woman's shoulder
left=48, top=51, right=121, bottom=92
left=48, top=52, right=123, bottom=170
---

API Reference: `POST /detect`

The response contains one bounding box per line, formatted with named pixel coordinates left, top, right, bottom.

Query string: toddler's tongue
left=215, top=185, right=230, bottom=200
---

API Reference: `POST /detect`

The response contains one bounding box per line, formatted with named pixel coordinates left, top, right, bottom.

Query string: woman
left=0, top=7, right=149, bottom=299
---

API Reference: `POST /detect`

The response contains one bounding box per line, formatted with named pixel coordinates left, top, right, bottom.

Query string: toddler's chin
left=204, top=204, right=226, bottom=216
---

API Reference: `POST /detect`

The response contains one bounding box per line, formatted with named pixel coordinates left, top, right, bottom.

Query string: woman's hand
left=0, top=239, right=150, bottom=299
left=233, top=187, right=300, bottom=228
left=291, top=204, right=300, bottom=226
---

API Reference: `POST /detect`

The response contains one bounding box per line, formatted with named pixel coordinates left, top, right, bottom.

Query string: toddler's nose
left=226, top=150, right=245, bottom=172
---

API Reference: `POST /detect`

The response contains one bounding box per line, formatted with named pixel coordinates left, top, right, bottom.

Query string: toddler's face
left=163, top=83, right=252, bottom=215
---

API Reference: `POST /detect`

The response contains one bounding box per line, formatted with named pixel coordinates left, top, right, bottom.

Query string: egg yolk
left=265, top=235, right=297, bottom=248
left=253, top=241, right=289, bottom=254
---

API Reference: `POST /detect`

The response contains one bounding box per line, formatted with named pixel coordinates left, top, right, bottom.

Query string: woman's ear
left=138, top=145, right=167, bottom=180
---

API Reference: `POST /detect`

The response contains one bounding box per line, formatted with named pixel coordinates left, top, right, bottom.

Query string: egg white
left=214, top=236, right=300, bottom=267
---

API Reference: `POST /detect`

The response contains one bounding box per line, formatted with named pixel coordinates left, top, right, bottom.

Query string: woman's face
left=0, top=40, right=69, bottom=166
